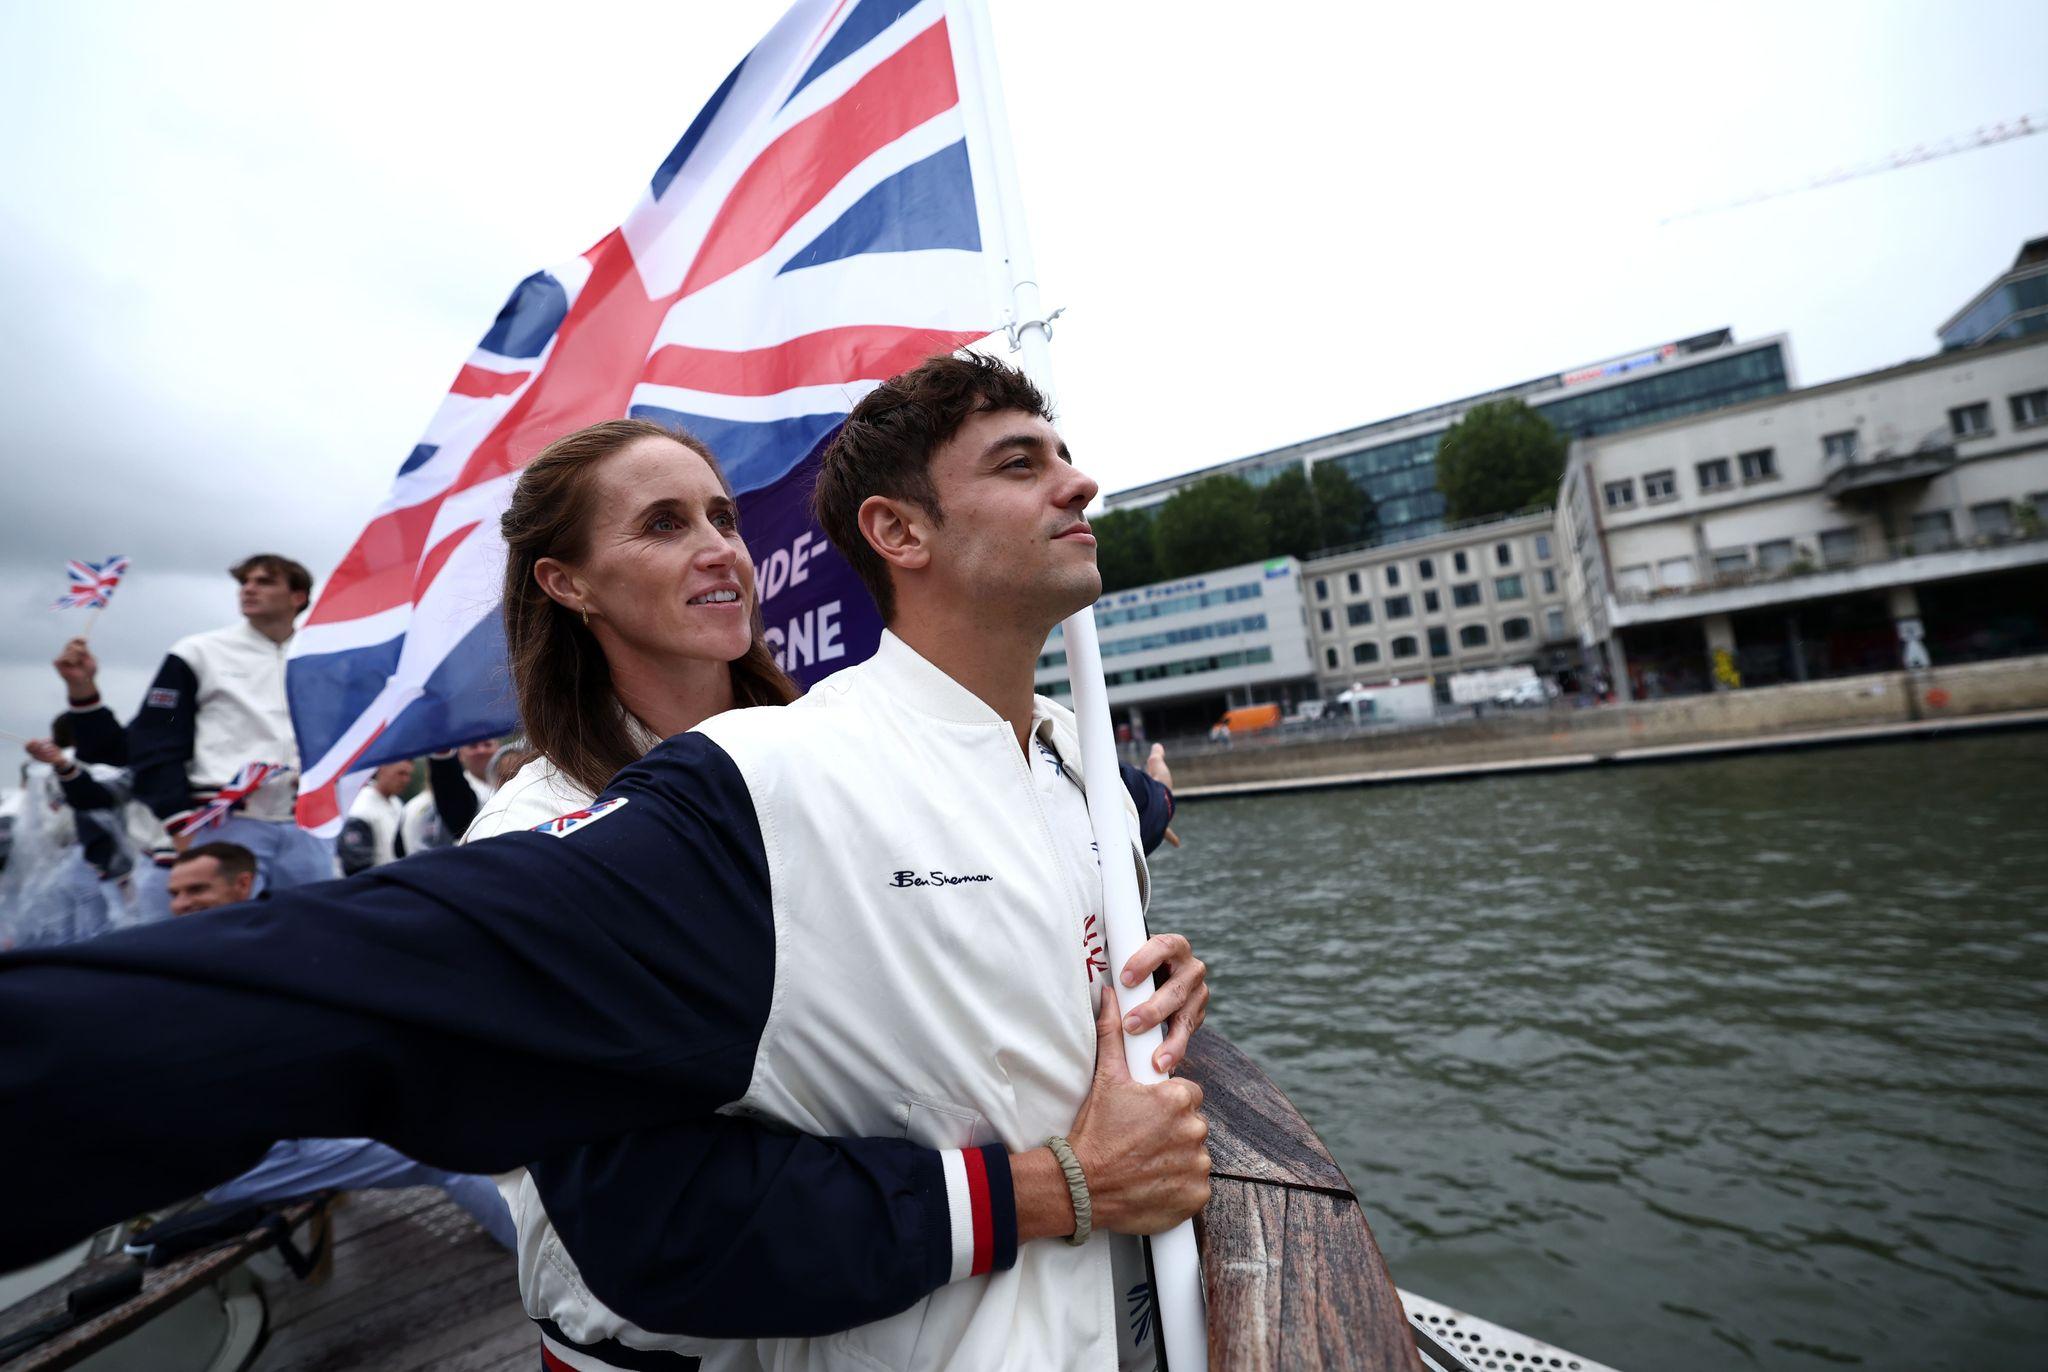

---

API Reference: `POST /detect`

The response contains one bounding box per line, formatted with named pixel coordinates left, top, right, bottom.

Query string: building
left=1557, top=333, right=2048, bottom=698
left=1299, top=509, right=1574, bottom=700
left=1939, top=234, right=2048, bottom=351
left=1103, top=329, right=1793, bottom=547
left=1034, top=557, right=1319, bottom=737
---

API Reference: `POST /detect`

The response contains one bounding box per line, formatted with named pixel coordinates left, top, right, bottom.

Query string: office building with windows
left=1940, top=234, right=2048, bottom=351
left=1557, top=332, right=2048, bottom=697
left=1103, top=329, right=1793, bottom=547
left=1033, top=557, right=1319, bottom=738
left=1299, top=510, right=1573, bottom=699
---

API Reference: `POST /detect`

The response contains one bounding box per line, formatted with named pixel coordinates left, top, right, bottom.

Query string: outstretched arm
left=0, top=734, right=776, bottom=1267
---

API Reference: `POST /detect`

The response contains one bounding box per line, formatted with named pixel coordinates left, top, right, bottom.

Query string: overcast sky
left=2, top=0, right=2043, bottom=749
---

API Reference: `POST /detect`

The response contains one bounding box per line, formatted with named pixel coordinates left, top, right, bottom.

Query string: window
left=1324, top=646, right=1339, bottom=670
left=1533, top=534, right=1551, bottom=560
left=1391, top=634, right=1420, bottom=659
left=1712, top=549, right=1751, bottom=576
left=1739, top=448, right=1778, bottom=484
left=1494, top=574, right=1525, bottom=600
left=1603, top=479, right=1636, bottom=510
left=1910, top=510, right=1956, bottom=553
left=1950, top=402, right=1991, bottom=438
left=1696, top=457, right=1733, bottom=492
left=1657, top=556, right=1696, bottom=588
left=1971, top=501, right=2013, bottom=539
left=1423, top=589, right=1441, bottom=613
left=1452, top=582, right=1482, bottom=608
left=1494, top=542, right=1512, bottom=567
left=1384, top=565, right=1402, bottom=588
left=1616, top=565, right=1652, bottom=595
left=1346, top=602, right=1373, bottom=627
left=1453, top=551, right=1469, bottom=574
left=1642, top=470, right=1677, bottom=503
left=1384, top=595, right=1413, bottom=619
left=1352, top=641, right=1380, bottom=665
left=1540, top=568, right=1557, bottom=595
left=1501, top=617, right=1531, bottom=642
left=2012, top=390, right=2048, bottom=428
left=1820, top=527, right=1859, bottom=567
left=1427, top=627, right=1451, bottom=658
left=1418, top=557, right=1436, bottom=580
left=1757, top=539, right=1796, bottom=572
left=1544, top=607, right=1566, bottom=641
left=1821, top=431, right=1860, bottom=466
left=1459, top=624, right=1490, bottom=648
left=1318, top=608, right=1334, bottom=633
left=1314, top=578, right=1328, bottom=602
left=1346, top=571, right=1362, bottom=595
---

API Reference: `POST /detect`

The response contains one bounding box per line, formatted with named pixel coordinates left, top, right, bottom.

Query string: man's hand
left=1119, top=933, right=1208, bottom=1075
left=25, top=738, right=66, bottom=768
left=54, top=638, right=100, bottom=701
left=1062, top=986, right=1211, bottom=1236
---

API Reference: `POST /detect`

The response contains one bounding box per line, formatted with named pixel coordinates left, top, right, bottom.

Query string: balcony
left=1822, top=427, right=1957, bottom=503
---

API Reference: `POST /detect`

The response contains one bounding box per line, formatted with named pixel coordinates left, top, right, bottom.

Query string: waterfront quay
left=1162, top=654, right=2048, bottom=797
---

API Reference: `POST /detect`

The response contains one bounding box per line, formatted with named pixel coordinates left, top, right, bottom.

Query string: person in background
left=338, top=760, right=413, bottom=874
left=401, top=738, right=499, bottom=853
left=166, top=842, right=258, bottom=917
left=162, top=836, right=513, bottom=1246
left=58, top=557, right=336, bottom=894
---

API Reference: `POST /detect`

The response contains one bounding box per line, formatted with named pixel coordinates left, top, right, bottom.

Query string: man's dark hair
left=174, top=841, right=258, bottom=883
left=812, top=351, right=1052, bottom=620
left=229, top=553, right=315, bottom=603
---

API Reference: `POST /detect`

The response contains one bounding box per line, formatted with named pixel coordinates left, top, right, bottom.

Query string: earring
left=581, top=608, right=590, bottom=626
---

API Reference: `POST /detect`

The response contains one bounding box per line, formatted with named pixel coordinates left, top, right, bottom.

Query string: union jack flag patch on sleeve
left=532, top=796, right=628, bottom=837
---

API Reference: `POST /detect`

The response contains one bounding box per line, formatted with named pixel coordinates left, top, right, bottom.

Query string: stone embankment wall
left=1168, top=654, right=2048, bottom=789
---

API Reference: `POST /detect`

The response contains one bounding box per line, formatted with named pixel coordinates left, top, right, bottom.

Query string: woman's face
left=558, top=436, right=757, bottom=667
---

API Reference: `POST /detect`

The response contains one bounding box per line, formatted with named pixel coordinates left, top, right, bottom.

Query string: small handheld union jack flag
left=169, top=761, right=287, bottom=838
left=53, top=555, right=130, bottom=611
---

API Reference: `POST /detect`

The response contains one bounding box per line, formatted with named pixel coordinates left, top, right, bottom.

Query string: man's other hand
left=1064, top=985, right=1211, bottom=1235
left=25, top=738, right=65, bottom=768
left=55, top=638, right=99, bottom=700
left=1118, top=933, right=1208, bottom=1075
left=1142, top=742, right=1171, bottom=790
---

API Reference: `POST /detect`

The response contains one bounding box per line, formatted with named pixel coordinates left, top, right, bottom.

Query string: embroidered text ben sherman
left=890, top=870, right=995, bottom=888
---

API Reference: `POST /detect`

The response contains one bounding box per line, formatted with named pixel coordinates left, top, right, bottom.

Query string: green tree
left=1091, top=507, right=1158, bottom=594
left=1153, top=475, right=1270, bottom=579
left=1310, top=461, right=1373, bottom=549
left=1433, top=399, right=1567, bottom=522
left=1256, top=468, right=1320, bottom=560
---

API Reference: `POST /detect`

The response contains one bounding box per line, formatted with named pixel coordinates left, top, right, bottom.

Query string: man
left=1, top=355, right=1209, bottom=1370
left=402, top=738, right=500, bottom=852
left=60, top=555, right=335, bottom=893
left=338, top=759, right=413, bottom=874
left=165, top=841, right=258, bottom=916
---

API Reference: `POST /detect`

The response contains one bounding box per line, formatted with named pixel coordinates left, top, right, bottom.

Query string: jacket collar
left=864, top=629, right=1017, bottom=726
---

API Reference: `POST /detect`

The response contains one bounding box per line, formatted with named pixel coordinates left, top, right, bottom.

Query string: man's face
left=457, top=740, right=499, bottom=780
left=168, top=856, right=254, bottom=916
left=239, top=567, right=305, bottom=622
left=374, top=760, right=414, bottom=797
left=918, top=408, right=1100, bottom=626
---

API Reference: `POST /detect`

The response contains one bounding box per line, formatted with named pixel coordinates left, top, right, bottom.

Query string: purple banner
left=739, top=425, right=883, bottom=690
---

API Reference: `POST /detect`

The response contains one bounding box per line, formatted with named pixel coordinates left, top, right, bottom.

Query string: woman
left=468, top=417, right=1206, bottom=1368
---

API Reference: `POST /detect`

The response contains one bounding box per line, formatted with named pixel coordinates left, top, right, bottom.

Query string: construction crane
left=1661, top=111, right=2044, bottom=223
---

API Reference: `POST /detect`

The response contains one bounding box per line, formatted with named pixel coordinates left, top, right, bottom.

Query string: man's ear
left=232, top=873, right=255, bottom=901
left=857, top=494, right=934, bottom=575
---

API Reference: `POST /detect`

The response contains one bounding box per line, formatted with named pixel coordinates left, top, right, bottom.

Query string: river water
left=1152, top=731, right=2048, bottom=1372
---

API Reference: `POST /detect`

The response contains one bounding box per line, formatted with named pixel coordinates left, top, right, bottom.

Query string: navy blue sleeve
left=1120, top=763, right=1175, bottom=855
left=126, top=655, right=200, bottom=819
left=66, top=705, right=127, bottom=767
left=57, top=768, right=121, bottom=812
left=427, top=753, right=481, bottom=838
left=531, top=1122, right=1007, bottom=1338
left=0, top=734, right=774, bottom=1267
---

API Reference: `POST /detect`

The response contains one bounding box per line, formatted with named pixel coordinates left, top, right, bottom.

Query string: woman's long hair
left=500, top=418, right=798, bottom=797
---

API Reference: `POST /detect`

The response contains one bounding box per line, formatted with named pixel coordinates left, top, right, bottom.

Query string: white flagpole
left=956, top=4, right=1207, bottom=1368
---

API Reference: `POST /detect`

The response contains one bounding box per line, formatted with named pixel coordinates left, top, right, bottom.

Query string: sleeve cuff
left=938, top=1144, right=1017, bottom=1282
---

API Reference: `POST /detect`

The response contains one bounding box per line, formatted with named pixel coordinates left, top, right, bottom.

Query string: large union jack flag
left=53, top=555, right=130, bottom=611
left=287, top=0, right=1016, bottom=833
